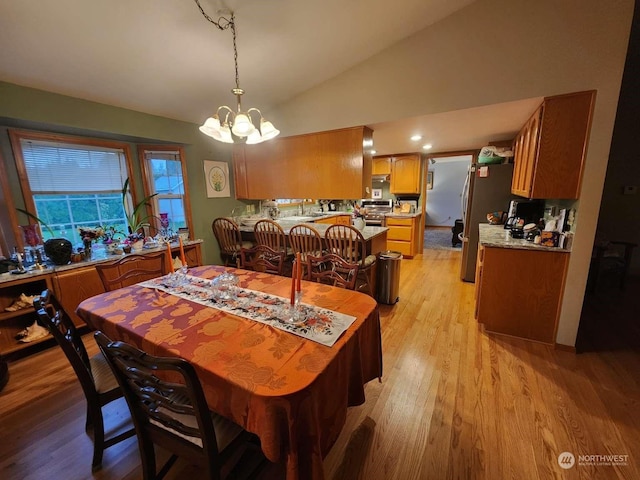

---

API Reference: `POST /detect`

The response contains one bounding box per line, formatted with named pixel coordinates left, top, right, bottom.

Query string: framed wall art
left=427, top=171, right=434, bottom=190
left=204, top=160, right=230, bottom=198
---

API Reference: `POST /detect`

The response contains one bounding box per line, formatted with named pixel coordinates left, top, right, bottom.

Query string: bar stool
left=211, top=217, right=253, bottom=267
left=288, top=224, right=324, bottom=277
left=324, top=224, right=377, bottom=295
left=254, top=219, right=293, bottom=275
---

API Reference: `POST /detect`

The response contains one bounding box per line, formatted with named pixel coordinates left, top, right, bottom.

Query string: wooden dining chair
left=212, top=217, right=253, bottom=267
left=324, top=224, right=377, bottom=295
left=95, top=252, right=167, bottom=292
left=94, top=331, right=260, bottom=480
left=238, top=244, right=286, bottom=276
left=306, top=253, right=360, bottom=290
left=33, top=290, right=135, bottom=471
left=254, top=219, right=294, bottom=275
left=288, top=224, right=324, bottom=278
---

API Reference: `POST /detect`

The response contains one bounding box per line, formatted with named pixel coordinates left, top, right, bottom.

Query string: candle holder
left=284, top=291, right=305, bottom=324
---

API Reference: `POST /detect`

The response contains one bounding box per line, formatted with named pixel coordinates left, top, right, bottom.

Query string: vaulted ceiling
left=0, top=0, right=539, bottom=154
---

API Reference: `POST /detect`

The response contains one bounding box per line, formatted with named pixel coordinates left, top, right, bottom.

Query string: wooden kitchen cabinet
left=511, top=90, right=595, bottom=199
left=386, top=216, right=421, bottom=258
left=0, top=273, right=54, bottom=356
left=313, top=214, right=352, bottom=226
left=372, top=156, right=391, bottom=175
left=390, top=154, right=421, bottom=194
left=475, top=246, right=569, bottom=344
left=233, top=126, right=373, bottom=200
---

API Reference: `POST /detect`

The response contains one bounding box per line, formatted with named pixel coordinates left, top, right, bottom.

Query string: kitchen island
left=475, top=225, right=570, bottom=345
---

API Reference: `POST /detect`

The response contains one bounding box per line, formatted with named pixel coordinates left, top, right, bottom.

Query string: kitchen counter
left=239, top=221, right=388, bottom=242
left=385, top=212, right=422, bottom=219
left=0, top=239, right=204, bottom=284
left=479, top=224, right=571, bottom=252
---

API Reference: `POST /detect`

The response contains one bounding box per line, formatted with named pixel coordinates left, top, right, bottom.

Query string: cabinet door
left=372, top=157, right=391, bottom=175
left=53, top=266, right=106, bottom=327
left=477, top=247, right=568, bottom=344
left=390, top=155, right=421, bottom=194
left=335, top=215, right=352, bottom=226
left=512, top=106, right=542, bottom=197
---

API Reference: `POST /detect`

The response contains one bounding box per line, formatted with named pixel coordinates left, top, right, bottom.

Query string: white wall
left=269, top=0, right=635, bottom=347
left=425, top=159, right=470, bottom=226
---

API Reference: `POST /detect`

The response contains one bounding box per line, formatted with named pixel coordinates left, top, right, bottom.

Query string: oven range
left=360, top=199, right=393, bottom=226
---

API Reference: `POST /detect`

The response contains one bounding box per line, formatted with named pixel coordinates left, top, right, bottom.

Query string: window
left=9, top=130, right=134, bottom=246
left=139, top=146, right=192, bottom=238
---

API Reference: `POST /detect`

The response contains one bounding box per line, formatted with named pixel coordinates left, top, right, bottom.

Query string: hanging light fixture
left=195, top=0, right=279, bottom=144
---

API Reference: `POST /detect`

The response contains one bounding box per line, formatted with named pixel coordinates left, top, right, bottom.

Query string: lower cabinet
left=313, top=214, right=352, bottom=226
left=386, top=216, right=420, bottom=258
left=53, top=266, right=106, bottom=328
left=475, top=246, right=569, bottom=344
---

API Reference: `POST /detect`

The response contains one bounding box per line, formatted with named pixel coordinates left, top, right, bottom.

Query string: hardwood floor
left=1, top=249, right=638, bottom=479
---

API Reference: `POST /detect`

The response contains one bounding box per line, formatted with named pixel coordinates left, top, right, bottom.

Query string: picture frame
left=427, top=171, right=434, bottom=190
left=372, top=188, right=383, bottom=199
left=204, top=160, right=231, bottom=198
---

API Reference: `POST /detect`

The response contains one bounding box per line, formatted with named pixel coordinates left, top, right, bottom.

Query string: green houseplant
left=16, top=208, right=73, bottom=265
left=122, top=178, right=158, bottom=239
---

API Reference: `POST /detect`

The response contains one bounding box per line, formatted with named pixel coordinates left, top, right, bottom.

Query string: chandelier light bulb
left=231, top=113, right=255, bottom=137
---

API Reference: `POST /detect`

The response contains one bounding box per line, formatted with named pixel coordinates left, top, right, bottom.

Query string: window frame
left=8, top=129, right=137, bottom=250
left=138, top=145, right=193, bottom=240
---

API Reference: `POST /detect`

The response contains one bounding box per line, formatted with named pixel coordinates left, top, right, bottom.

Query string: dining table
left=76, top=264, right=383, bottom=480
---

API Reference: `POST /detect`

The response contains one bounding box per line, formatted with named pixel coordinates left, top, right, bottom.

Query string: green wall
left=0, top=81, right=250, bottom=265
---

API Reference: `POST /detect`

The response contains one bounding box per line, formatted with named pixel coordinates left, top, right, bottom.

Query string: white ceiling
left=0, top=0, right=539, bottom=154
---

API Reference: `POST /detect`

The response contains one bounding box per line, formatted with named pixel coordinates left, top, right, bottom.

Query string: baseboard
left=554, top=343, right=576, bottom=353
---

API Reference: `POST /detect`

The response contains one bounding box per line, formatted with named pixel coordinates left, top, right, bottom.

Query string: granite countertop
left=479, top=224, right=571, bottom=252
left=238, top=221, right=388, bottom=241
left=0, top=239, right=204, bottom=284
left=385, top=212, right=422, bottom=219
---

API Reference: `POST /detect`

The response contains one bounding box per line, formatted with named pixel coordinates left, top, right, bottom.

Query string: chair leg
left=88, top=403, right=106, bottom=471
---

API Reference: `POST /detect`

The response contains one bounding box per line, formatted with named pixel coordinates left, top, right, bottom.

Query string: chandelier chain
left=193, top=0, right=240, bottom=90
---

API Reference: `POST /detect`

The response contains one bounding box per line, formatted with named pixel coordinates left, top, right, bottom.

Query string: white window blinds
left=21, top=139, right=127, bottom=193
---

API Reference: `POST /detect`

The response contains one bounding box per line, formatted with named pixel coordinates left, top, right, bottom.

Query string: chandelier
left=195, top=0, right=279, bottom=144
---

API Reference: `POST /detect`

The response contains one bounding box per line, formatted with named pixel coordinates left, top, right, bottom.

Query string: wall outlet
left=623, top=185, right=637, bottom=195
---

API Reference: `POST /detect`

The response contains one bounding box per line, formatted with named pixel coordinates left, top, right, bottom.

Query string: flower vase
left=21, top=224, right=41, bottom=248
left=131, top=239, right=144, bottom=252
left=83, top=238, right=92, bottom=260
left=353, top=217, right=366, bottom=230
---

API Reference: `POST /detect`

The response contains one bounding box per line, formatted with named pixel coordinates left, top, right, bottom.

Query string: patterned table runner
left=139, top=274, right=357, bottom=347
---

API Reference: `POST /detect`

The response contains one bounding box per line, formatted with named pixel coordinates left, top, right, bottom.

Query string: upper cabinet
left=233, top=126, right=373, bottom=200
left=512, top=91, right=595, bottom=199
left=390, top=154, right=422, bottom=194
left=372, top=156, right=391, bottom=175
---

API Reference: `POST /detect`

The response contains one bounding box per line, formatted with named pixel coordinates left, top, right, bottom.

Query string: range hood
left=371, top=174, right=390, bottom=183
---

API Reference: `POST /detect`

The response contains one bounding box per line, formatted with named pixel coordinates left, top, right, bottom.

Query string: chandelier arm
left=193, top=0, right=232, bottom=30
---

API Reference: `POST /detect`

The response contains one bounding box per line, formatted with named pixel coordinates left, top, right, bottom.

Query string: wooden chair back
left=95, top=252, right=166, bottom=292
left=34, top=290, right=135, bottom=470
left=239, top=245, right=285, bottom=276
left=254, top=219, right=288, bottom=253
left=306, top=253, right=359, bottom=290
left=94, top=331, right=246, bottom=480
left=324, top=224, right=366, bottom=266
left=212, top=217, right=244, bottom=266
left=288, top=224, right=324, bottom=261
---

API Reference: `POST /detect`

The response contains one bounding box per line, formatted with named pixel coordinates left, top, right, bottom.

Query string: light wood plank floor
left=1, top=249, right=638, bottom=479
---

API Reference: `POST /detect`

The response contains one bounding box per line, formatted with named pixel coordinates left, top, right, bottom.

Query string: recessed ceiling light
left=410, top=135, right=422, bottom=141
left=423, top=144, right=433, bottom=150
left=371, top=149, right=377, bottom=155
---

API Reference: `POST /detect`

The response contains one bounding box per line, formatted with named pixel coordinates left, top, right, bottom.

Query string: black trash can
left=452, top=219, right=464, bottom=247
left=376, top=251, right=402, bottom=304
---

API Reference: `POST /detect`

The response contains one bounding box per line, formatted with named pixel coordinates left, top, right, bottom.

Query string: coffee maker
left=504, top=199, right=545, bottom=230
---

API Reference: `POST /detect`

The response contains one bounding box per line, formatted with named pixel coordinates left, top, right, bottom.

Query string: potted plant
left=16, top=208, right=73, bottom=265
left=122, top=178, right=158, bottom=238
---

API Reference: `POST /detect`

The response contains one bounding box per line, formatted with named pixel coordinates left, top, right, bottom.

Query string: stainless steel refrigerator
left=460, top=163, right=517, bottom=282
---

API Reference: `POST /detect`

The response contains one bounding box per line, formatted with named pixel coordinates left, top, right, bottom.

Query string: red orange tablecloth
left=76, top=265, right=382, bottom=480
